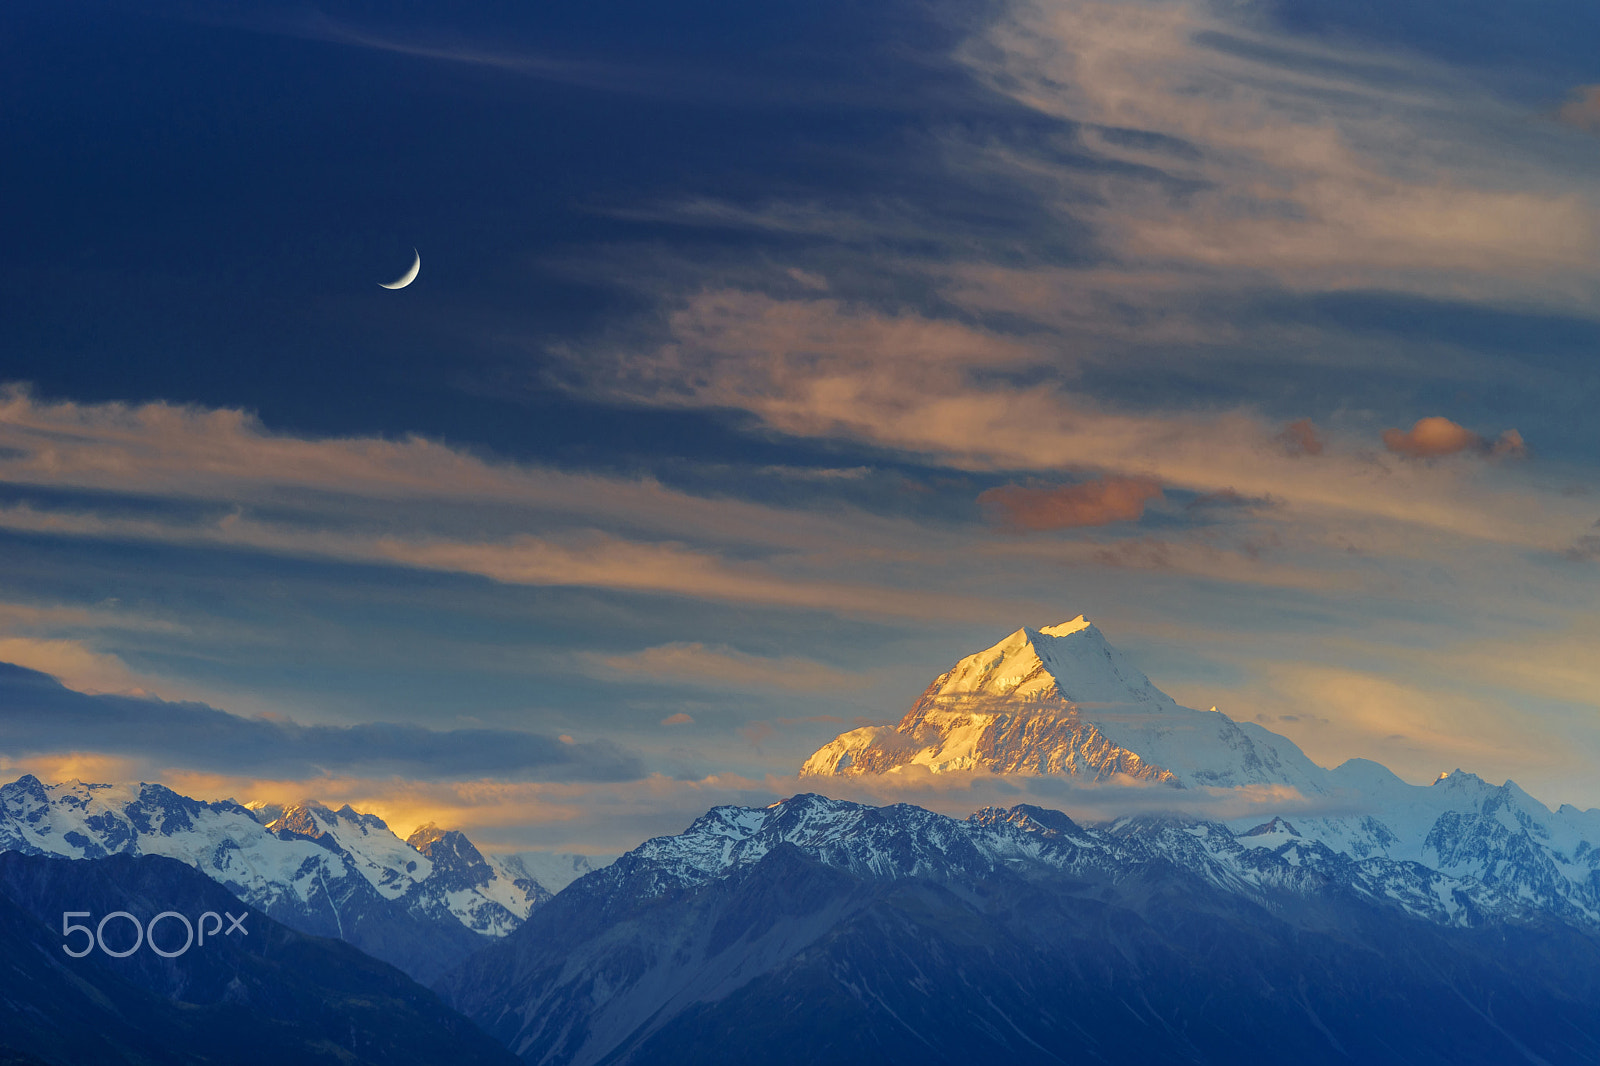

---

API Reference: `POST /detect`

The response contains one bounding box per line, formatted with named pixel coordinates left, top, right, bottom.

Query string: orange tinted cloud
left=1381, top=417, right=1527, bottom=460
left=602, top=642, right=864, bottom=692
left=739, top=722, right=775, bottom=749
left=1491, top=429, right=1528, bottom=459
left=1276, top=419, right=1323, bottom=457
left=1558, top=85, right=1600, bottom=133
left=0, top=637, right=151, bottom=696
left=1382, top=417, right=1480, bottom=458
left=981, top=476, right=1163, bottom=531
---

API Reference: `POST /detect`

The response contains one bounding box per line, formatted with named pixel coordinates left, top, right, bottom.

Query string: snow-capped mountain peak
left=0, top=773, right=613, bottom=981
left=267, top=801, right=433, bottom=898
left=801, top=616, right=1326, bottom=793
left=408, top=823, right=491, bottom=890
left=927, top=617, right=1169, bottom=706
left=794, top=618, right=1600, bottom=924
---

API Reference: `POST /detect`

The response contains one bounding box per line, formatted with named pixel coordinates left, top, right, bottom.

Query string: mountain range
left=436, top=617, right=1600, bottom=1064
left=803, top=617, right=1600, bottom=923
left=5, top=616, right=1600, bottom=1064
left=0, top=775, right=605, bottom=982
left=439, top=792, right=1600, bottom=1065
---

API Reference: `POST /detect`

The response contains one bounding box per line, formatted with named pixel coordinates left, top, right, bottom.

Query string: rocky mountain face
left=0, top=775, right=602, bottom=983
left=801, top=617, right=1327, bottom=791
left=802, top=617, right=1600, bottom=925
left=438, top=793, right=1600, bottom=1066
left=0, top=850, right=518, bottom=1066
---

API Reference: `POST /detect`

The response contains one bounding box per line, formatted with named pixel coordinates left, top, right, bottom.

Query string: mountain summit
left=801, top=616, right=1324, bottom=792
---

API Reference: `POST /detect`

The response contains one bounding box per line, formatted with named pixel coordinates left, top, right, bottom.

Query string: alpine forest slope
left=437, top=794, right=1600, bottom=1066
left=804, top=617, right=1600, bottom=923
left=0, top=850, right=517, bottom=1066
left=0, top=772, right=604, bottom=983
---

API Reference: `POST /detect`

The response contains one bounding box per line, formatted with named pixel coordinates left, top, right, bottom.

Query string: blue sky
left=2, top=0, right=1599, bottom=851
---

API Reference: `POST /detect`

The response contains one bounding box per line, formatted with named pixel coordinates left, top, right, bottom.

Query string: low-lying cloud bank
left=790, top=767, right=1362, bottom=825
left=0, top=662, right=644, bottom=782
left=156, top=768, right=1378, bottom=855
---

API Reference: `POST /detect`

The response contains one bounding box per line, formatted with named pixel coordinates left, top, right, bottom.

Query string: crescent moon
left=379, top=249, right=420, bottom=290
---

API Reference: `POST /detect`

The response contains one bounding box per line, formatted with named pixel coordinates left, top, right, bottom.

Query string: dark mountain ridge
left=439, top=794, right=1600, bottom=1066
left=0, top=851, right=517, bottom=1066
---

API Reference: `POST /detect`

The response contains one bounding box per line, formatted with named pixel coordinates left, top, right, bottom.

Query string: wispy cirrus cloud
left=980, top=476, right=1165, bottom=531
left=588, top=290, right=1592, bottom=556
left=597, top=641, right=867, bottom=692
left=959, top=0, right=1600, bottom=305
left=0, top=662, right=644, bottom=783
left=0, top=388, right=1027, bottom=621
left=168, top=5, right=641, bottom=89
left=1558, top=85, right=1600, bottom=133
left=0, top=500, right=998, bottom=621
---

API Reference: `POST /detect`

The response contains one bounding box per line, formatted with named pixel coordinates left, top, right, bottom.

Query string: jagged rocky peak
left=800, top=615, right=1330, bottom=793
left=1240, top=816, right=1302, bottom=838
left=265, top=803, right=341, bottom=848
left=264, top=801, right=392, bottom=841
left=244, top=800, right=283, bottom=825
left=408, top=822, right=493, bottom=890
left=334, top=802, right=391, bottom=830
left=969, top=803, right=1086, bottom=840
left=4, top=774, right=47, bottom=799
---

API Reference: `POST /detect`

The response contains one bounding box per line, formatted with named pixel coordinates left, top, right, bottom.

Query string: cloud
left=0, top=389, right=1024, bottom=622
left=739, top=722, right=776, bottom=750
left=1565, top=534, right=1600, bottom=561
left=244, top=768, right=1340, bottom=854
left=660, top=713, right=695, bottom=726
left=1185, top=489, right=1278, bottom=513
left=1491, top=429, right=1529, bottom=459
left=786, top=267, right=830, bottom=291
left=0, top=499, right=998, bottom=623
left=980, top=476, right=1164, bottom=531
left=0, top=386, right=884, bottom=551
left=176, top=6, right=638, bottom=90
left=1381, top=417, right=1527, bottom=459
left=959, top=0, right=1600, bottom=305
left=1276, top=419, right=1324, bottom=457
left=1080, top=536, right=1332, bottom=587
left=592, top=290, right=1600, bottom=555
left=1558, top=85, right=1600, bottom=133
left=1244, top=661, right=1577, bottom=785
left=0, top=602, right=194, bottom=700
left=600, top=642, right=866, bottom=692
left=0, top=638, right=151, bottom=697
left=1422, top=614, right=1600, bottom=712
left=0, top=663, right=645, bottom=782
left=373, top=533, right=953, bottom=617
left=1381, top=417, right=1481, bottom=458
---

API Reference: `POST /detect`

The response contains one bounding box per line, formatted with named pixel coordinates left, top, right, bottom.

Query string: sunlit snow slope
left=801, top=616, right=1600, bottom=924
